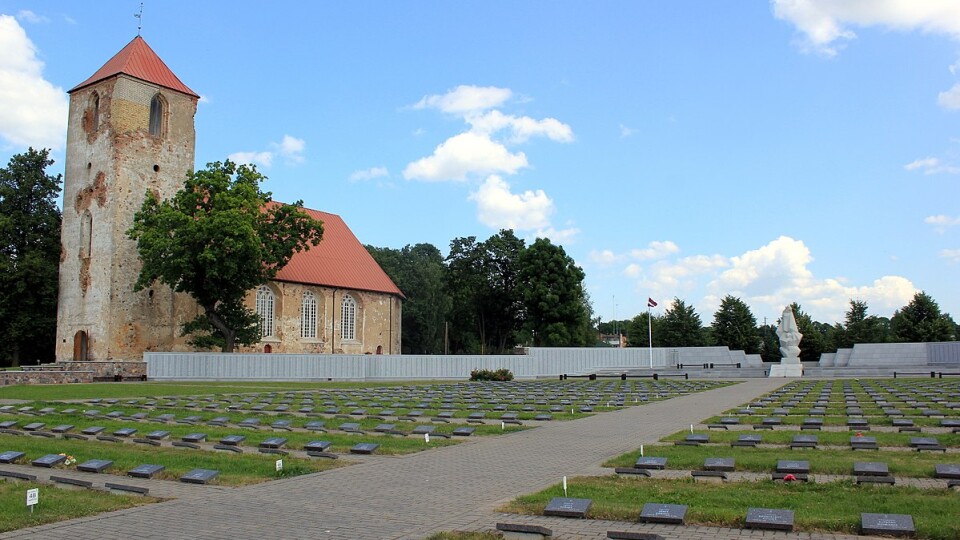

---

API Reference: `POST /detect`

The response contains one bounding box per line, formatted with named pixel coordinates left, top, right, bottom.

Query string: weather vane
left=134, top=2, right=143, bottom=36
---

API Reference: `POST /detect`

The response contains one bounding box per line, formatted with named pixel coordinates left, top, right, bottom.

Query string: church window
left=256, top=286, right=275, bottom=338
left=90, top=92, right=100, bottom=131
left=80, top=211, right=92, bottom=259
left=301, top=291, right=317, bottom=339
left=341, top=294, right=357, bottom=341
left=149, top=94, right=165, bottom=136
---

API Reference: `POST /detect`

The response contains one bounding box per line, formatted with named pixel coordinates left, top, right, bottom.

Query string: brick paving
left=1, top=379, right=921, bottom=539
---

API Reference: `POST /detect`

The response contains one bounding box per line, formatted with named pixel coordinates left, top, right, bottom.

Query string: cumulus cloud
left=904, top=157, right=960, bottom=175
left=925, top=214, right=960, bottom=233
left=403, top=132, right=528, bottom=182
left=16, top=10, right=49, bottom=24
left=940, top=249, right=960, bottom=263
left=413, top=85, right=511, bottom=114
left=469, top=175, right=553, bottom=231
left=938, top=83, right=960, bottom=110
left=619, top=124, right=636, bottom=138
left=228, top=134, right=305, bottom=168
left=349, top=166, right=389, bottom=182
left=0, top=15, right=68, bottom=150
left=631, top=240, right=680, bottom=261
left=466, top=110, right=574, bottom=144
left=619, top=236, right=918, bottom=323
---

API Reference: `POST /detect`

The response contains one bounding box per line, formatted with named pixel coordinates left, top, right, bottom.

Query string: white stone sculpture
left=769, top=306, right=804, bottom=377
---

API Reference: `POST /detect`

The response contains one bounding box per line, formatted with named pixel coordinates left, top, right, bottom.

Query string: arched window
left=300, top=291, right=317, bottom=338
left=80, top=211, right=92, bottom=259
left=90, top=92, right=100, bottom=131
left=149, top=94, right=164, bottom=136
left=256, top=286, right=275, bottom=338
left=340, top=294, right=357, bottom=341
left=73, top=331, right=89, bottom=361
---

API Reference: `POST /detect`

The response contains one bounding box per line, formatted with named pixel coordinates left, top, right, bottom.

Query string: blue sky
left=1, top=1, right=958, bottom=327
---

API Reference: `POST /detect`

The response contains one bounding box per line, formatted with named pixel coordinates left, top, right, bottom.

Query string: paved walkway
left=2, top=378, right=891, bottom=539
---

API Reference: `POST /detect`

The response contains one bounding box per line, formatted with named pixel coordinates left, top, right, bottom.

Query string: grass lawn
left=0, top=481, right=159, bottom=533
left=502, top=476, right=960, bottom=539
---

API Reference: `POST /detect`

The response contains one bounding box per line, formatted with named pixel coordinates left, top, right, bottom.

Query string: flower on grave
left=855, top=431, right=863, bottom=438
left=59, top=453, right=77, bottom=466
left=783, top=474, right=797, bottom=482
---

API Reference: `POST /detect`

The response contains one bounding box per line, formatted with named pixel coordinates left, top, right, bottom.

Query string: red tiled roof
left=69, top=36, right=199, bottom=98
left=273, top=207, right=403, bottom=298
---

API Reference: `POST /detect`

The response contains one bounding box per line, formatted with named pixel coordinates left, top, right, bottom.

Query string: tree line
left=599, top=294, right=958, bottom=362
left=367, top=230, right=593, bottom=354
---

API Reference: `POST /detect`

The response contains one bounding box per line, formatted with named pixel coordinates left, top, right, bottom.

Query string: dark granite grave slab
left=853, top=461, right=889, bottom=476
left=182, top=433, right=207, bottom=443
left=22, top=423, right=45, bottom=431
left=745, top=507, right=794, bottom=531
left=207, top=416, right=230, bottom=426
left=127, top=464, right=165, bottom=479
left=349, top=443, right=379, bottom=454
left=113, top=427, right=137, bottom=437
left=374, top=423, right=396, bottom=433
left=704, top=457, right=735, bottom=471
left=851, top=436, right=878, bottom=450
left=790, top=435, right=818, bottom=448
left=635, top=457, right=667, bottom=470
left=0, top=421, right=16, bottom=429
left=733, top=434, right=762, bottom=447
left=452, top=426, right=476, bottom=436
left=270, top=420, right=292, bottom=430
left=81, top=426, right=105, bottom=435
left=304, top=440, right=331, bottom=452
left=305, top=421, right=326, bottom=431
left=412, top=425, right=435, bottom=435
left=685, top=434, right=709, bottom=444
left=0, top=451, right=26, bottom=464
left=934, top=463, right=960, bottom=479
left=861, top=513, right=914, bottom=537
left=180, top=468, right=219, bottom=484
left=639, top=502, right=687, bottom=524
left=259, top=437, right=287, bottom=449
left=776, top=460, right=810, bottom=474
left=237, top=418, right=261, bottom=427
left=32, top=454, right=66, bottom=467
left=144, top=430, right=170, bottom=440
left=544, top=497, right=592, bottom=518
left=339, top=422, right=362, bottom=432
left=51, top=424, right=74, bottom=433
left=534, top=414, right=553, bottom=421
left=910, top=437, right=939, bottom=447
left=77, top=459, right=114, bottom=473
left=220, top=435, right=246, bottom=446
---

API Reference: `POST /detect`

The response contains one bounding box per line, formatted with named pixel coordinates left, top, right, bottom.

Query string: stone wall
left=0, top=370, right=94, bottom=386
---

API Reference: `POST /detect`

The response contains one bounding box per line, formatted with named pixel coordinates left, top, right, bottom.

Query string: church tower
left=56, top=37, right=199, bottom=362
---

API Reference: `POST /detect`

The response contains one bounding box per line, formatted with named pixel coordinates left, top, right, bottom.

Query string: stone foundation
left=0, top=370, right=94, bottom=385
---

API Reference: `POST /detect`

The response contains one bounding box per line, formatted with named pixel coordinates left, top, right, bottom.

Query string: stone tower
left=56, top=37, right=199, bottom=362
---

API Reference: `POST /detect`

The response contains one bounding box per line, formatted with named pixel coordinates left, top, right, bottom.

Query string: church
left=55, top=36, right=403, bottom=362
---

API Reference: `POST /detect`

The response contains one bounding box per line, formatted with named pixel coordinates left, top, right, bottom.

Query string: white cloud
left=466, top=110, right=574, bottom=144
left=904, top=157, right=960, bottom=175
left=413, top=85, right=511, bottom=115
left=925, top=214, right=960, bottom=233
left=228, top=134, right=305, bottom=168
left=227, top=150, right=273, bottom=167
left=619, top=124, right=636, bottom=138
left=534, top=225, right=580, bottom=245
left=349, top=166, right=389, bottom=182
left=403, top=132, right=528, bottom=182
left=0, top=15, right=68, bottom=150
left=773, top=0, right=960, bottom=56
left=940, top=249, right=960, bottom=263
left=590, top=249, right=622, bottom=266
left=938, top=83, right=960, bottom=110
left=198, top=94, right=211, bottom=104
left=16, top=10, right=49, bottom=24
left=630, top=240, right=680, bottom=261
left=469, top=175, right=553, bottom=231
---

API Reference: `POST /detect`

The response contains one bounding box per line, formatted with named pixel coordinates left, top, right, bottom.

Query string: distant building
left=56, top=36, right=402, bottom=362
left=599, top=333, right=626, bottom=348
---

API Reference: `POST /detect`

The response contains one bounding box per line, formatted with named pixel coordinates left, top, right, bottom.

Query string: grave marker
left=861, top=513, right=915, bottom=537
left=639, top=503, right=687, bottom=524
left=544, top=497, right=592, bottom=518
left=745, top=507, right=794, bottom=531
left=180, top=469, right=219, bottom=484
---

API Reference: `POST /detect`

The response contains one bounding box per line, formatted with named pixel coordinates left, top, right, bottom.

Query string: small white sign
left=424, top=433, right=430, bottom=444
left=562, top=476, right=567, bottom=496
left=26, top=488, right=38, bottom=507
left=640, top=444, right=644, bottom=457
left=275, top=459, right=283, bottom=472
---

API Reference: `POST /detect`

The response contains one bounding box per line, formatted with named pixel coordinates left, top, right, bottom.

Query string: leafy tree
left=127, top=160, right=323, bottom=352
left=517, top=238, right=591, bottom=347
left=758, top=323, right=780, bottom=362
left=659, top=298, right=707, bottom=347
left=789, top=303, right=827, bottom=362
left=482, top=230, right=527, bottom=351
left=0, top=149, right=61, bottom=366
left=444, top=235, right=485, bottom=354
left=710, top=295, right=760, bottom=353
left=890, top=291, right=957, bottom=342
left=367, top=243, right=450, bottom=354
left=626, top=312, right=661, bottom=347
left=836, top=299, right=889, bottom=348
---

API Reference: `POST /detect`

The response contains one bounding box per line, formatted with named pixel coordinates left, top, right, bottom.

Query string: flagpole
left=647, top=303, right=653, bottom=369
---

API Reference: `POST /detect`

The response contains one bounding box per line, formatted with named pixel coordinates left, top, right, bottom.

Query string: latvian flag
left=647, top=298, right=658, bottom=308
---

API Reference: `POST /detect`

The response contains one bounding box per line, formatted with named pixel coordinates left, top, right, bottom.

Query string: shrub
left=469, top=368, right=514, bottom=381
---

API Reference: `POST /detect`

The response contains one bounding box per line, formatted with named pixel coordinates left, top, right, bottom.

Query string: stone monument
left=769, top=306, right=803, bottom=377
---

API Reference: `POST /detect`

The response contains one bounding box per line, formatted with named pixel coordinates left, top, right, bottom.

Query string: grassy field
left=502, top=476, right=960, bottom=539
left=0, top=481, right=159, bottom=533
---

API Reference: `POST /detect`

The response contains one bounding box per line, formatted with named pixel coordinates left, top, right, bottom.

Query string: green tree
left=127, top=160, right=323, bottom=352
left=627, top=312, right=661, bottom=347
left=0, top=149, right=62, bottom=366
left=789, top=303, right=827, bottom=362
left=836, top=299, right=889, bottom=347
left=659, top=298, right=707, bottom=347
left=890, top=291, right=956, bottom=342
left=517, top=237, right=590, bottom=347
left=758, top=323, right=780, bottom=362
left=710, top=295, right=760, bottom=353
left=367, top=243, right=450, bottom=354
